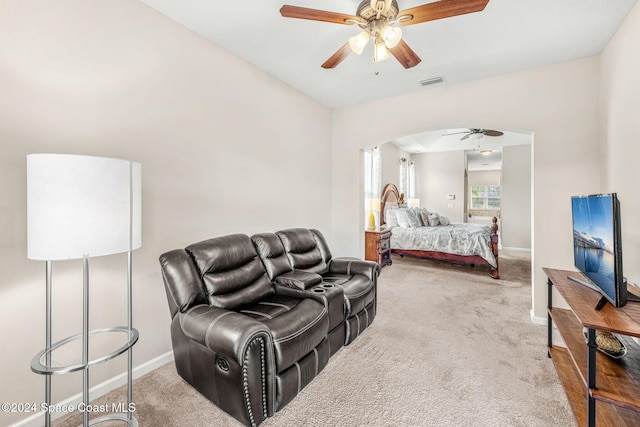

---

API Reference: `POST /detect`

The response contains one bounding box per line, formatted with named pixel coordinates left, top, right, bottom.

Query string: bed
left=380, top=183, right=500, bottom=279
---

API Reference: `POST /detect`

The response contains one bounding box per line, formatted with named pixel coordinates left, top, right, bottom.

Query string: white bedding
left=390, top=223, right=497, bottom=268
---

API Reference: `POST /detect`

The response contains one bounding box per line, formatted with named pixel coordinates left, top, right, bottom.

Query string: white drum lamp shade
left=27, top=154, right=142, bottom=260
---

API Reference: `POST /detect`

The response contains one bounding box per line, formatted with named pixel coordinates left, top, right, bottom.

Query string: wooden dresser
left=365, top=228, right=392, bottom=269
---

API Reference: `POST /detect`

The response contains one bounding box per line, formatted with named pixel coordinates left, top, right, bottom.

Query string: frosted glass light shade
left=381, top=25, right=402, bottom=48
left=349, top=31, right=370, bottom=55
left=27, top=154, right=142, bottom=260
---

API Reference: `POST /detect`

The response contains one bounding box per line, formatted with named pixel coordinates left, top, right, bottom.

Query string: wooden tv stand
left=544, top=268, right=640, bottom=426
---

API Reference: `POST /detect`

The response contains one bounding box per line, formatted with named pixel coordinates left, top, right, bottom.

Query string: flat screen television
left=570, top=193, right=629, bottom=308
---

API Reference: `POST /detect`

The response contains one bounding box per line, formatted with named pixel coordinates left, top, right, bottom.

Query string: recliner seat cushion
left=323, top=274, right=375, bottom=318
left=239, top=294, right=329, bottom=373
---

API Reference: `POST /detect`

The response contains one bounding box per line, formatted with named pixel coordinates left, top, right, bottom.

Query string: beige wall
left=332, top=56, right=602, bottom=323
left=600, top=3, right=640, bottom=294
left=468, top=170, right=501, bottom=187
left=0, top=1, right=331, bottom=424
left=501, top=145, right=532, bottom=249
left=413, top=151, right=466, bottom=222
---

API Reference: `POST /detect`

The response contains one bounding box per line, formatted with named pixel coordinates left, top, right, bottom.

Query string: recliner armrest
left=273, top=284, right=327, bottom=306
left=328, top=258, right=379, bottom=281
left=274, top=270, right=323, bottom=290
left=179, top=304, right=272, bottom=364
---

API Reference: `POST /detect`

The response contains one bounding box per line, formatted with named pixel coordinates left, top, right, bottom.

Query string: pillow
left=385, top=209, right=399, bottom=227
left=428, top=212, right=441, bottom=226
left=405, top=208, right=423, bottom=228
left=412, top=208, right=429, bottom=226
left=419, top=210, right=431, bottom=226
left=395, top=209, right=411, bottom=228
left=439, top=216, right=450, bottom=226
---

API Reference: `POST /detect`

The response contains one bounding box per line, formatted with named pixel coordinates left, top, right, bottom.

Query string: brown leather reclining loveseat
left=159, top=228, right=378, bottom=426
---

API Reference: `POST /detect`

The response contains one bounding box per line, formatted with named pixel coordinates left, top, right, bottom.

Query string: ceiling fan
left=445, top=128, right=504, bottom=140
left=279, top=0, right=490, bottom=69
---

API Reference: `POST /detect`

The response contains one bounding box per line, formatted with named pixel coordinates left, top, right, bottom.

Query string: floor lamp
left=27, top=154, right=141, bottom=427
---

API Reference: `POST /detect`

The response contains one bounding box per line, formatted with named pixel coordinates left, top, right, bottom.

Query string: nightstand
left=365, top=228, right=392, bottom=269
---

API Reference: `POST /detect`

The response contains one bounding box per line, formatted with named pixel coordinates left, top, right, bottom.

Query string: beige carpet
left=54, top=252, right=574, bottom=427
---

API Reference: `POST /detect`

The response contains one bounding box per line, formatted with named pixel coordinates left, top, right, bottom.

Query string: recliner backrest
left=185, top=234, right=274, bottom=310
left=159, top=249, right=209, bottom=318
left=276, top=228, right=327, bottom=274
left=251, top=232, right=293, bottom=281
left=310, top=229, right=333, bottom=264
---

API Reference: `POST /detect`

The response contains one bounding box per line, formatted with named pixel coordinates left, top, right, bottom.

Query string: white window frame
left=470, top=185, right=501, bottom=210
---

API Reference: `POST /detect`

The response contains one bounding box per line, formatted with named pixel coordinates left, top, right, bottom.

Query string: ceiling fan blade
left=280, top=5, right=358, bottom=25
left=389, top=40, right=422, bottom=69
left=460, top=134, right=471, bottom=141
left=398, top=0, right=490, bottom=26
left=483, top=130, right=504, bottom=137
left=321, top=43, right=352, bottom=69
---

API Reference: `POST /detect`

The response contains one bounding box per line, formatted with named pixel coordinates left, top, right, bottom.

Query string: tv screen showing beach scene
left=571, top=193, right=621, bottom=303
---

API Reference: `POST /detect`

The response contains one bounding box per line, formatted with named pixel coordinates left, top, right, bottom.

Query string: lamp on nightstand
left=27, top=154, right=141, bottom=427
left=365, top=198, right=380, bottom=230
left=407, top=198, right=420, bottom=208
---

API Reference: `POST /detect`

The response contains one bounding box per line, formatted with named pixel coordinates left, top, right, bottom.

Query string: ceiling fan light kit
left=280, top=0, right=490, bottom=69
left=346, top=3, right=403, bottom=63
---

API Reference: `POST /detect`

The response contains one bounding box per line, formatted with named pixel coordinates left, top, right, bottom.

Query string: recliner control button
left=217, top=358, right=229, bottom=371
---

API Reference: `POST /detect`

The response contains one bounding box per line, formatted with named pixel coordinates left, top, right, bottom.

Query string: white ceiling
left=140, top=0, right=637, bottom=109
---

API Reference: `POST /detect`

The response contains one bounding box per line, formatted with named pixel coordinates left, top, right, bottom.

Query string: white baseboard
left=530, top=310, right=548, bottom=326
left=501, top=247, right=532, bottom=252
left=10, top=351, right=174, bottom=427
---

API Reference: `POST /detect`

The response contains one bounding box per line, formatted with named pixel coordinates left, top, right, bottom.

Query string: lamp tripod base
left=80, top=413, right=138, bottom=427
left=33, top=255, right=138, bottom=427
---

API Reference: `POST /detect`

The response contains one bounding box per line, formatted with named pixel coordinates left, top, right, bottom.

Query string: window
left=364, top=146, right=382, bottom=200
left=399, top=159, right=416, bottom=199
left=471, top=185, right=501, bottom=209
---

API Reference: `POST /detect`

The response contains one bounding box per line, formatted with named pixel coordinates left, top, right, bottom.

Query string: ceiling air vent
left=419, top=76, right=444, bottom=87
